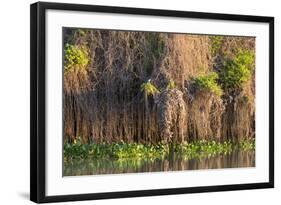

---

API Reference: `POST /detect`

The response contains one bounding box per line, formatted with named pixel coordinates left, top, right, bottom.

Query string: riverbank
left=64, top=139, right=255, bottom=161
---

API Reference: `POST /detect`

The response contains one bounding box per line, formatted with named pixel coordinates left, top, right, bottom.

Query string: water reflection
left=64, top=150, right=255, bottom=176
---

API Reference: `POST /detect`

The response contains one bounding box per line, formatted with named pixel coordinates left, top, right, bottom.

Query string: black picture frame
left=30, top=2, right=274, bottom=203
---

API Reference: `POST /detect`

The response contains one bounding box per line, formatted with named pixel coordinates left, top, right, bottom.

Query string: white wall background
left=0, top=0, right=279, bottom=204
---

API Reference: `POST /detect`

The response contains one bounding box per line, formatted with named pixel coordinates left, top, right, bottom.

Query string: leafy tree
left=219, top=50, right=255, bottom=89
left=193, top=72, right=223, bottom=96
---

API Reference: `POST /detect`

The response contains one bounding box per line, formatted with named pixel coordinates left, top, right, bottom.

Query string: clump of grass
left=64, top=139, right=255, bottom=161
left=140, top=81, right=160, bottom=96
left=166, top=80, right=176, bottom=90
left=193, top=72, right=223, bottom=96
left=64, top=44, right=89, bottom=73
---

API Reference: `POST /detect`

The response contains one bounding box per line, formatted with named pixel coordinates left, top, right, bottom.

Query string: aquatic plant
left=64, top=139, right=255, bottom=161
left=239, top=138, right=255, bottom=150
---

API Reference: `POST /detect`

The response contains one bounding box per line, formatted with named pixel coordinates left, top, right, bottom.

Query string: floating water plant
left=64, top=139, right=255, bottom=161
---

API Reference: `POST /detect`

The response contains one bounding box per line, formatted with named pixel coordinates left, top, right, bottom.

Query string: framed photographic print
left=30, top=1, right=274, bottom=203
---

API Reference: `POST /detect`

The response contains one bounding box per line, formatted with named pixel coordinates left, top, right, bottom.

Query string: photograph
left=29, top=2, right=274, bottom=202
left=0, top=0, right=278, bottom=204
left=63, top=28, right=256, bottom=176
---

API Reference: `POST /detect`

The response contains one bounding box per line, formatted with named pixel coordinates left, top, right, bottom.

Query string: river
left=64, top=150, right=255, bottom=176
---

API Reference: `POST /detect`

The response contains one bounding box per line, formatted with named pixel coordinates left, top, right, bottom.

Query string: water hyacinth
left=64, top=138, right=255, bottom=161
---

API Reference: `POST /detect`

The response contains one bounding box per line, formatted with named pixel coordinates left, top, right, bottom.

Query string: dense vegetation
left=64, top=139, right=255, bottom=160
left=192, top=72, right=223, bottom=97
left=63, top=28, right=255, bottom=160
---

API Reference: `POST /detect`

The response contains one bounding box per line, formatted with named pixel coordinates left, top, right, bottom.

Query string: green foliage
left=64, top=140, right=169, bottom=160
left=177, top=140, right=233, bottom=159
left=220, top=50, right=255, bottom=89
left=193, top=72, right=223, bottom=96
left=77, top=29, right=86, bottom=36
left=210, top=36, right=223, bottom=56
left=64, top=139, right=255, bottom=160
left=64, top=44, right=89, bottom=73
left=166, top=80, right=176, bottom=90
left=141, top=81, right=160, bottom=96
left=239, top=138, right=255, bottom=150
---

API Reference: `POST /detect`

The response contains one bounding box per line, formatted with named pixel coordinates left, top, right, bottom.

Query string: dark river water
left=64, top=150, right=255, bottom=176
